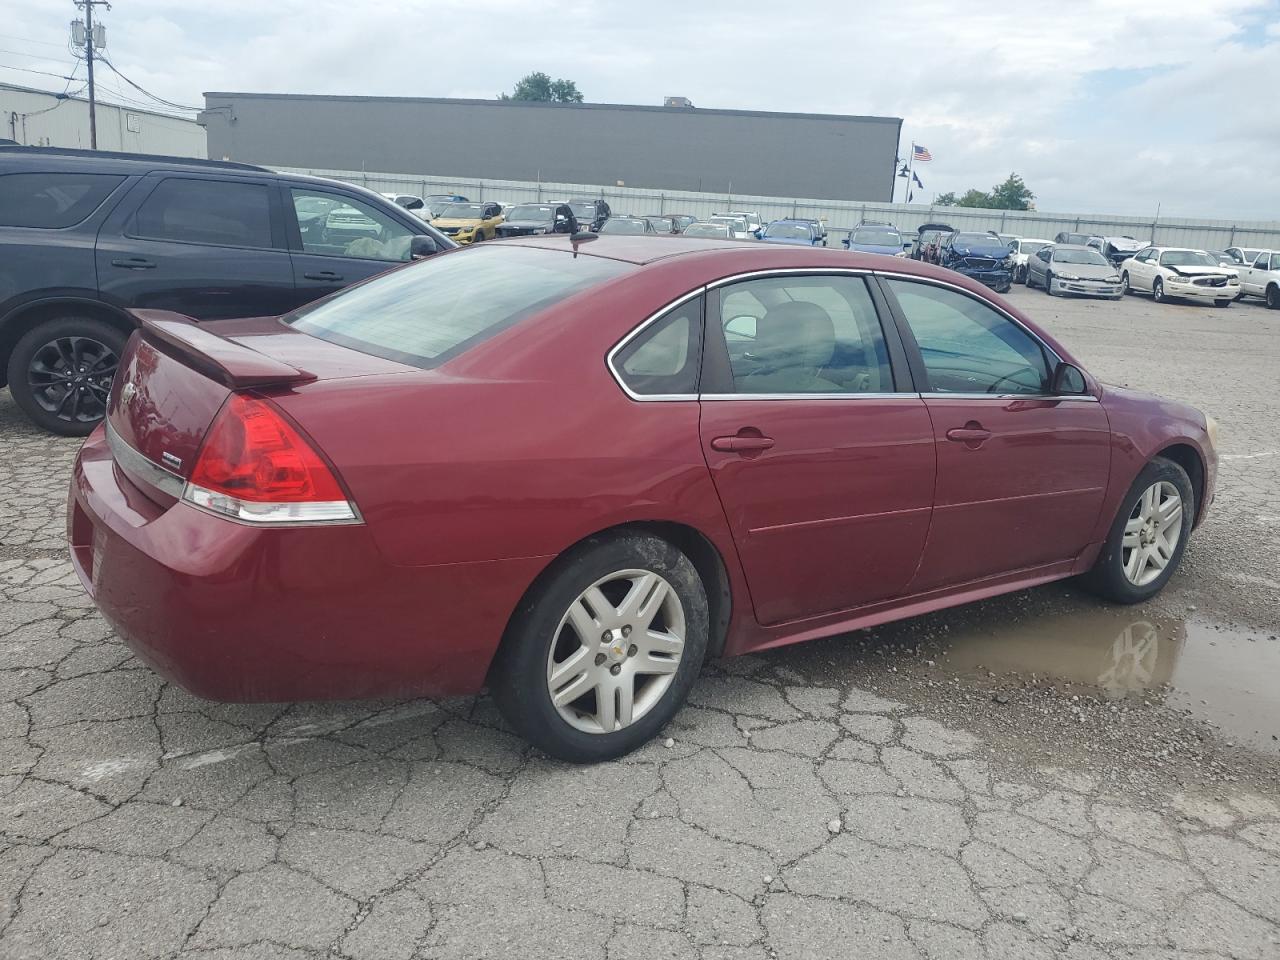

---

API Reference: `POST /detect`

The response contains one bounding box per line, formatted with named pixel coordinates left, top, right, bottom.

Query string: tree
left=989, top=172, right=1034, bottom=211
left=500, top=72, right=584, bottom=103
left=932, top=174, right=1035, bottom=210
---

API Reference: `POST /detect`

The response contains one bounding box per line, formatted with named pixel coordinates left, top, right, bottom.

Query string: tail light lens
left=183, top=394, right=358, bottom=524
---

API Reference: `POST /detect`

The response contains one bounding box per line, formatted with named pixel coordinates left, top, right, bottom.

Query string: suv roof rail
left=0, top=145, right=269, bottom=172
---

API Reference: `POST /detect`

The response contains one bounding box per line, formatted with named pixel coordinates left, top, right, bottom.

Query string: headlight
left=1205, top=414, right=1219, bottom=450
left=1227, top=276, right=1239, bottom=284
left=1057, top=273, right=1080, bottom=281
left=1169, top=274, right=1191, bottom=283
left=1107, top=276, right=1121, bottom=283
left=1001, top=256, right=1014, bottom=267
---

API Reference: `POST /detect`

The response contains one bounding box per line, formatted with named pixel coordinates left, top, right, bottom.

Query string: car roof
left=1052, top=244, right=1100, bottom=253
left=0, top=145, right=268, bottom=174
left=503, top=234, right=962, bottom=269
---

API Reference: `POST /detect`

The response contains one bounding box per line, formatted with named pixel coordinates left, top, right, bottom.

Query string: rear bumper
left=69, top=427, right=548, bottom=702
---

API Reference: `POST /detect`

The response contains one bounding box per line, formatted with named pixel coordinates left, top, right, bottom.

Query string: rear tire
left=1267, top=284, right=1280, bottom=310
left=490, top=532, right=709, bottom=762
left=1082, top=457, right=1194, bottom=604
left=6, top=316, right=127, bottom=436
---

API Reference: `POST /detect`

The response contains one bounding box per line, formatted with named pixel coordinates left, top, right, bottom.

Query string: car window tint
left=131, top=178, right=272, bottom=248
left=886, top=279, right=1049, bottom=395
left=0, top=172, right=126, bottom=228
left=718, top=275, right=892, bottom=394
left=614, top=297, right=702, bottom=396
left=289, top=245, right=630, bottom=368
left=291, top=188, right=414, bottom=261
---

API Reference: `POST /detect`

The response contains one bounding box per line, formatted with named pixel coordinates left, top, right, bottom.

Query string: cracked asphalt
left=1, top=289, right=1279, bottom=960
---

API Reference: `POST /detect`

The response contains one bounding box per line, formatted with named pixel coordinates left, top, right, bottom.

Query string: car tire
left=1121, top=271, right=1132, bottom=295
left=1267, top=284, right=1280, bottom=310
left=6, top=316, right=127, bottom=436
left=1024, top=270, right=1035, bottom=288
left=1045, top=272, right=1057, bottom=296
left=1153, top=278, right=1166, bottom=302
left=1082, top=457, right=1195, bottom=604
left=490, top=531, right=709, bottom=763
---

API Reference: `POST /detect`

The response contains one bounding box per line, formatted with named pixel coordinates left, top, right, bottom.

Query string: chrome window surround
left=605, top=267, right=1095, bottom=403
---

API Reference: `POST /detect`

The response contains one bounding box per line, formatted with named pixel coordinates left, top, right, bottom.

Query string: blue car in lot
left=843, top=221, right=904, bottom=256
left=939, top=230, right=1015, bottom=292
left=760, top=219, right=823, bottom=245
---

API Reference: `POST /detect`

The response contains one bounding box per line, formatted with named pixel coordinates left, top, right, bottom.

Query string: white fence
left=275, top=166, right=1280, bottom=250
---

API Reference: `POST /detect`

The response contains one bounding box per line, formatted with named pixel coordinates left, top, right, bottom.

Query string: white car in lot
left=1120, top=246, right=1240, bottom=307
left=1235, top=250, right=1280, bottom=308
left=709, top=215, right=755, bottom=240
left=1011, top=238, right=1053, bottom=283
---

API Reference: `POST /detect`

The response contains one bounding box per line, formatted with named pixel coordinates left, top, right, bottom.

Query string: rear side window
left=131, top=178, right=273, bottom=248
left=613, top=296, right=702, bottom=396
left=289, top=245, right=630, bottom=368
left=0, top=172, right=126, bottom=228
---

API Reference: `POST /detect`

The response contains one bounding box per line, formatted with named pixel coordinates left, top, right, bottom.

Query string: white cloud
left=3, top=0, right=1277, bottom=219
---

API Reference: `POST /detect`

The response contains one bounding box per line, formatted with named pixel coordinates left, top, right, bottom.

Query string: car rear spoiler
left=131, top=309, right=316, bottom=390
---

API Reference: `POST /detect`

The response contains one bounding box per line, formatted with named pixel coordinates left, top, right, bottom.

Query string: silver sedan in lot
left=1026, top=243, right=1124, bottom=299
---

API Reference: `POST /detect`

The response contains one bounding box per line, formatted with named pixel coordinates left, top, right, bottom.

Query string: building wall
left=275, top=165, right=1280, bottom=251
left=202, top=93, right=902, bottom=202
left=0, top=83, right=206, bottom=156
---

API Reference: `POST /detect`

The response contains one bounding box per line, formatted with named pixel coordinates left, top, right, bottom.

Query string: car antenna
left=570, top=231, right=598, bottom=258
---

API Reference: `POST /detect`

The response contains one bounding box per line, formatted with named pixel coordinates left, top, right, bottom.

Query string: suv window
left=886, top=279, right=1050, bottom=395
left=0, top=172, right=126, bottom=228
left=614, top=297, right=702, bottom=396
left=131, top=178, right=273, bottom=248
left=291, top=188, right=417, bottom=261
left=717, top=275, right=892, bottom=394
left=288, top=245, right=630, bottom=368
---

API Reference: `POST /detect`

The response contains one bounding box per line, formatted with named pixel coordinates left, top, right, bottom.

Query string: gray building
left=200, top=93, right=901, bottom=202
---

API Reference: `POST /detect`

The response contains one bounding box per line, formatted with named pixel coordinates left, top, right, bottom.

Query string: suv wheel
left=7, top=317, right=127, bottom=436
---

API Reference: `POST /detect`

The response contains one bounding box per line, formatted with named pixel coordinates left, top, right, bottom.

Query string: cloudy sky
left=3, top=0, right=1279, bottom=219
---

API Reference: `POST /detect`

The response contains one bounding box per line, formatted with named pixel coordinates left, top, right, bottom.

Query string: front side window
left=885, top=279, right=1050, bottom=395
left=291, top=189, right=414, bottom=261
left=0, top=172, right=126, bottom=228
left=289, top=245, right=630, bottom=368
left=132, top=178, right=273, bottom=248
left=716, top=275, right=892, bottom=394
left=613, top=296, right=702, bottom=396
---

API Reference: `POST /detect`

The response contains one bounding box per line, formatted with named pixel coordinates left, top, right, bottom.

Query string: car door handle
left=110, top=257, right=156, bottom=269
left=946, top=423, right=992, bottom=446
left=303, top=271, right=344, bottom=281
left=711, top=435, right=775, bottom=453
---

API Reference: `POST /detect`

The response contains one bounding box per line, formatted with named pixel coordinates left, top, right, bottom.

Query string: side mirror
left=1051, top=361, right=1088, bottom=396
left=410, top=235, right=439, bottom=259
left=404, top=198, right=424, bottom=210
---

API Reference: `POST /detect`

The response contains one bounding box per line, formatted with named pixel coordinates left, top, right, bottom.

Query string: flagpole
left=905, top=143, right=915, bottom=204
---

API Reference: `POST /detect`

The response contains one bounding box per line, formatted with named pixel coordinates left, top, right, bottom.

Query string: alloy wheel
left=1153, top=279, right=1165, bottom=302
left=545, top=569, right=685, bottom=734
left=1121, top=480, right=1183, bottom=587
left=27, top=336, right=118, bottom=424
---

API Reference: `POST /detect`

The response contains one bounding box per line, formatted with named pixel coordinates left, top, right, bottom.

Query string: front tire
left=1121, top=271, right=1132, bottom=295
left=1266, top=284, right=1280, bottom=310
left=1082, top=457, right=1194, bottom=604
left=1153, top=278, right=1166, bottom=302
left=1045, top=272, right=1058, bottom=296
left=490, top=532, right=709, bottom=762
left=6, top=316, right=127, bottom=436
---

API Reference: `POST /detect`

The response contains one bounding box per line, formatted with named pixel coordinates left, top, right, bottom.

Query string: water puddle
left=931, top=606, right=1280, bottom=752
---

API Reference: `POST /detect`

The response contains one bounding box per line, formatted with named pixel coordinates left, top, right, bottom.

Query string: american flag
left=912, top=144, right=933, bottom=162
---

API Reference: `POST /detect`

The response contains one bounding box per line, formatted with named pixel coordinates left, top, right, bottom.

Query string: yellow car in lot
left=430, top=201, right=505, bottom=244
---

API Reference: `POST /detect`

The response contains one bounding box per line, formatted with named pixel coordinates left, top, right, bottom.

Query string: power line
left=98, top=56, right=201, bottom=111
left=0, top=62, right=79, bottom=82
left=0, top=32, right=70, bottom=50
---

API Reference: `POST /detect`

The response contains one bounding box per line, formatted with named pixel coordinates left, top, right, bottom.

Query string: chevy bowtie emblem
left=121, top=382, right=137, bottom=405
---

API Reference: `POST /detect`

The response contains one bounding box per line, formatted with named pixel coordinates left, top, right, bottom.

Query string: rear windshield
left=0, top=172, right=126, bottom=228
left=287, top=246, right=630, bottom=368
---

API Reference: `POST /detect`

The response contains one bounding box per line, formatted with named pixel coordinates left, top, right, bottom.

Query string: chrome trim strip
left=918, top=392, right=1099, bottom=402
left=105, top=420, right=186, bottom=497
left=706, top=266, right=872, bottom=288
left=605, top=285, right=706, bottom=402
left=699, top=392, right=914, bottom=401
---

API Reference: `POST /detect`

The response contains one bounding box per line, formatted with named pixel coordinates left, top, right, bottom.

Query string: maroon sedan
left=69, top=237, right=1217, bottom=761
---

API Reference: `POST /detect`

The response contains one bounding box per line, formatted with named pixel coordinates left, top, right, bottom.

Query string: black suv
left=0, top=147, right=453, bottom=435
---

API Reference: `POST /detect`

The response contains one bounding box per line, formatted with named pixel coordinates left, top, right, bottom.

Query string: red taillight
left=184, top=394, right=356, bottom=523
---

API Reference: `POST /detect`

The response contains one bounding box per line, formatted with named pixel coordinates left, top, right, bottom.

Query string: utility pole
left=74, top=0, right=111, bottom=149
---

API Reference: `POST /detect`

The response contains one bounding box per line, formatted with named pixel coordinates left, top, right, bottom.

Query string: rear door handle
left=945, top=422, right=992, bottom=447
left=110, top=257, right=156, bottom=269
left=711, top=435, right=775, bottom=453
left=303, top=271, right=344, bottom=281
